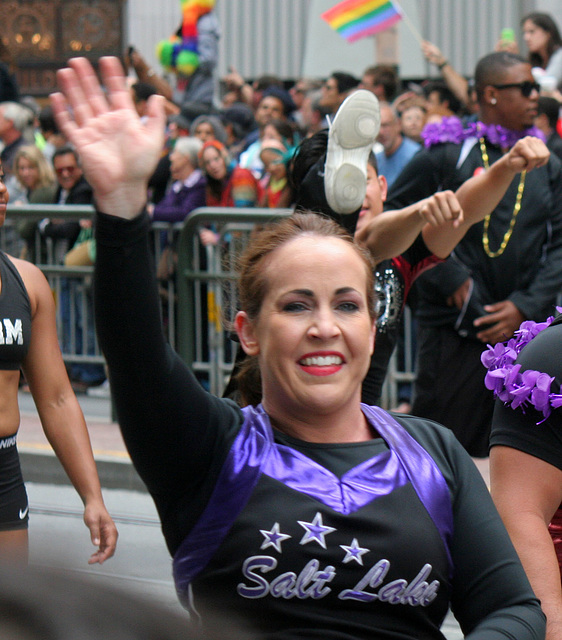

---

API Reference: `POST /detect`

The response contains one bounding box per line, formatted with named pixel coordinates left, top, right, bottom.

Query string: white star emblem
left=260, top=522, right=292, bottom=553
left=340, top=538, right=370, bottom=565
left=297, top=512, right=336, bottom=549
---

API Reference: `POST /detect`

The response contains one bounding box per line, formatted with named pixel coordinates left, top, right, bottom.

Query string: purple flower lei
left=421, top=117, right=545, bottom=149
left=481, top=308, right=562, bottom=421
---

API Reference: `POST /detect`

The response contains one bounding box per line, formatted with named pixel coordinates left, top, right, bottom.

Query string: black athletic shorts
left=0, top=434, right=29, bottom=531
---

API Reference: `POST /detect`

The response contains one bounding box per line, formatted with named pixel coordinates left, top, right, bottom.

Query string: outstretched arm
left=424, top=136, right=549, bottom=257
left=51, top=59, right=240, bottom=551
left=455, top=136, right=550, bottom=225
left=50, top=56, right=166, bottom=220
left=356, top=137, right=549, bottom=262
left=423, top=136, right=549, bottom=257
left=355, top=190, right=463, bottom=261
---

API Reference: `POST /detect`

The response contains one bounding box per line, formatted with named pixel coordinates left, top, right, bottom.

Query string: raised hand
left=494, top=38, right=520, bottom=54
left=50, top=56, right=166, bottom=219
left=503, top=136, right=550, bottom=174
left=419, top=190, right=464, bottom=229
left=223, top=65, right=245, bottom=91
left=420, top=40, right=447, bottom=67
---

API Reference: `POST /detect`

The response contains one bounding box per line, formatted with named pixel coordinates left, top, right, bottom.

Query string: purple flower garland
left=481, top=309, right=562, bottom=421
left=421, top=117, right=545, bottom=149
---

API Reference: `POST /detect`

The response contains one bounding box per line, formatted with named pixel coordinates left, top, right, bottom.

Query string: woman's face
left=0, top=163, right=9, bottom=227
left=194, top=122, right=215, bottom=142
left=16, top=157, right=39, bottom=190
left=523, top=19, right=551, bottom=56
left=201, top=147, right=227, bottom=181
left=236, top=235, right=375, bottom=421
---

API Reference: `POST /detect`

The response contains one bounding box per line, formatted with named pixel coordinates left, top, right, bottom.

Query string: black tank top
left=0, top=252, right=31, bottom=370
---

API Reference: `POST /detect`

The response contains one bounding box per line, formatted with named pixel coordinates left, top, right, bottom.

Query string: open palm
left=51, top=57, right=166, bottom=218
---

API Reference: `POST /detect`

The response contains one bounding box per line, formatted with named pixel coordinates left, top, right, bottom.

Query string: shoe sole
left=325, top=90, right=381, bottom=215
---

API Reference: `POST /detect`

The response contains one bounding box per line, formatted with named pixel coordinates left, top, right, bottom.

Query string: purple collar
left=421, top=117, right=545, bottom=149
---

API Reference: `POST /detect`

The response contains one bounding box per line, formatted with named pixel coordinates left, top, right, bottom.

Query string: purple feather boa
left=422, top=117, right=545, bottom=149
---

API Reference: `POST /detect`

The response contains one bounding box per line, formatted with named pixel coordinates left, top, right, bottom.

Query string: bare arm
left=355, top=191, right=462, bottom=261
left=128, top=49, right=174, bottom=102
left=455, top=136, right=550, bottom=225
left=440, top=65, right=470, bottom=109
left=491, top=446, right=562, bottom=640
left=17, top=257, right=117, bottom=564
left=356, top=137, right=549, bottom=262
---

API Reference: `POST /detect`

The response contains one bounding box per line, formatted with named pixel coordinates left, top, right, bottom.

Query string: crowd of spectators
left=0, top=9, right=561, bottom=405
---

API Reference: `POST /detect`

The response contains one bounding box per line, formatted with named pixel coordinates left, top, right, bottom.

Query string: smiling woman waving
left=51, top=56, right=545, bottom=639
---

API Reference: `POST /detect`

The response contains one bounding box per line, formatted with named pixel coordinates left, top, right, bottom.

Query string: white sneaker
left=324, top=90, right=381, bottom=215
left=87, top=379, right=111, bottom=398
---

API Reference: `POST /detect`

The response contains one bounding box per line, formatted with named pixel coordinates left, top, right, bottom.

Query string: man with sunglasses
left=385, top=51, right=562, bottom=459
left=32, top=146, right=92, bottom=247
left=26, top=147, right=91, bottom=254
left=30, top=146, right=91, bottom=206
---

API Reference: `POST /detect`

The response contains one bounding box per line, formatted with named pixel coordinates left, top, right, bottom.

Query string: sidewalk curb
left=20, top=449, right=148, bottom=493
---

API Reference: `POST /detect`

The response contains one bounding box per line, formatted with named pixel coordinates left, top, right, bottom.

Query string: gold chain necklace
left=479, top=137, right=526, bottom=258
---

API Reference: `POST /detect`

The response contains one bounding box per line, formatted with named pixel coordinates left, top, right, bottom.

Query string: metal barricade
left=1, top=204, right=417, bottom=406
left=176, top=208, right=292, bottom=396
left=0, top=205, right=182, bottom=370
left=379, top=305, right=416, bottom=410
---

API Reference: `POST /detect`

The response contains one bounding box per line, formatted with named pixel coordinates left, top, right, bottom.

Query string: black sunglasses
left=491, top=81, right=540, bottom=97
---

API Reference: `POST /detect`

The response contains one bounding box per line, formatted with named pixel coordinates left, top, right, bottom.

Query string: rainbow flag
left=322, top=0, right=403, bottom=43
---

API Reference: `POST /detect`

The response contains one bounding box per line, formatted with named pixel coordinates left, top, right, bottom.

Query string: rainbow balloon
left=157, top=0, right=216, bottom=76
